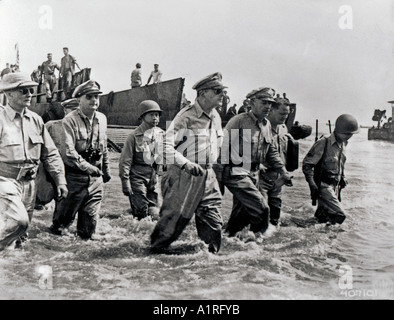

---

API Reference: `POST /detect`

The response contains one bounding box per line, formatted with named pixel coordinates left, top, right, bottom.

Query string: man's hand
left=103, top=173, right=111, bottom=183
left=339, top=178, right=347, bottom=189
left=308, top=181, right=319, bottom=199
left=56, top=184, right=68, bottom=201
left=122, top=184, right=133, bottom=197
left=86, top=165, right=102, bottom=177
left=183, top=162, right=204, bottom=176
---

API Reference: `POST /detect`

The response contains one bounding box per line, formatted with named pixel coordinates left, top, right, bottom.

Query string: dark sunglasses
left=211, top=88, right=224, bottom=95
left=85, top=94, right=99, bottom=100
left=17, top=88, right=35, bottom=95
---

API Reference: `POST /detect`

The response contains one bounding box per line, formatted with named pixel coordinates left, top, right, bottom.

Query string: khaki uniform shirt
left=61, top=108, right=109, bottom=174
left=0, top=105, right=66, bottom=185
left=41, top=60, right=60, bottom=77
left=222, top=112, right=285, bottom=175
left=162, top=101, right=223, bottom=168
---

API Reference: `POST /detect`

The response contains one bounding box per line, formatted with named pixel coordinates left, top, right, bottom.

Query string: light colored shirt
left=41, top=60, right=60, bottom=77
left=269, top=123, right=288, bottom=168
left=161, top=101, right=223, bottom=168
left=0, top=105, right=66, bottom=185
left=61, top=108, right=109, bottom=174
left=150, top=70, right=162, bottom=83
left=131, top=68, right=142, bottom=86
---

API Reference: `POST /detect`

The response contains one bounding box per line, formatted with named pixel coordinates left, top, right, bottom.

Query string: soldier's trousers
left=62, top=70, right=73, bottom=99
left=316, top=181, right=346, bottom=224
left=150, top=165, right=222, bottom=253
left=0, top=177, right=36, bottom=250
left=129, top=164, right=158, bottom=219
left=44, top=75, right=56, bottom=100
left=52, top=173, right=103, bottom=239
left=223, top=167, right=270, bottom=236
left=259, top=170, right=282, bottom=226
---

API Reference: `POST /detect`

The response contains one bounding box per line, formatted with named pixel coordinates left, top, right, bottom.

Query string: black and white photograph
left=1, top=0, right=394, bottom=305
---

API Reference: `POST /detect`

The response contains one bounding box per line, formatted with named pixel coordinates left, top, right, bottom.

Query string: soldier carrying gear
left=302, top=114, right=359, bottom=225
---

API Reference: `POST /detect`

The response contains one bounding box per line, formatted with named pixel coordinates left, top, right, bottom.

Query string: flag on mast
left=15, top=43, right=19, bottom=67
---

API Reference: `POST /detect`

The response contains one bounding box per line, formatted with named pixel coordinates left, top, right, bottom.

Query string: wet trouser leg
left=316, top=182, right=346, bottom=224
left=52, top=173, right=103, bottom=238
left=151, top=165, right=222, bottom=252
left=223, top=169, right=269, bottom=236
left=129, top=165, right=158, bottom=220
left=259, top=171, right=282, bottom=226
left=0, top=177, right=35, bottom=250
left=194, top=168, right=223, bottom=253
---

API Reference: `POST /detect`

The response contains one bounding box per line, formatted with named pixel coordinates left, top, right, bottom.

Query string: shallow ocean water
left=1, top=128, right=393, bottom=300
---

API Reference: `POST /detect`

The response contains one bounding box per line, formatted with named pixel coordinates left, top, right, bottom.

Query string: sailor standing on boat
left=60, top=47, right=80, bottom=99
left=41, top=53, right=60, bottom=102
left=150, top=72, right=225, bottom=253
left=49, top=80, right=111, bottom=239
left=0, top=73, right=68, bottom=250
left=219, top=87, right=292, bottom=239
left=119, top=100, right=164, bottom=220
left=302, top=114, right=360, bottom=225
left=131, top=63, right=142, bottom=88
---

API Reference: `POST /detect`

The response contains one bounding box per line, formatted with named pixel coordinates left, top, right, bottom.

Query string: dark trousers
left=52, top=173, right=103, bottom=239
left=223, top=167, right=270, bottom=236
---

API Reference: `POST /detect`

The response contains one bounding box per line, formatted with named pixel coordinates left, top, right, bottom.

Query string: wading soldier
left=259, top=97, right=294, bottom=227
left=119, top=100, right=164, bottom=220
left=302, top=114, right=359, bottom=225
left=220, top=88, right=292, bottom=239
left=49, top=80, right=111, bottom=239
left=0, top=73, right=68, bottom=250
left=150, top=72, right=226, bottom=253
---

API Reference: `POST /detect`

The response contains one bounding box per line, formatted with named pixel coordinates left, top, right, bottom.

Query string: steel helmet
left=137, top=100, right=162, bottom=119
left=334, top=114, right=360, bottom=134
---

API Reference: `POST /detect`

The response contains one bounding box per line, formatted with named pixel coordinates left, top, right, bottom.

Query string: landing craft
left=368, top=101, right=394, bottom=141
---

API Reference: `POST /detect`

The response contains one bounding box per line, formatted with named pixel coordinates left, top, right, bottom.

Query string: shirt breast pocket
left=324, top=159, right=338, bottom=172
left=76, top=131, right=89, bottom=152
left=28, top=135, right=44, bottom=160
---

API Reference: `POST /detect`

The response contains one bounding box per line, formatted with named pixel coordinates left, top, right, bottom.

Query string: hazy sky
left=1, top=0, right=394, bottom=126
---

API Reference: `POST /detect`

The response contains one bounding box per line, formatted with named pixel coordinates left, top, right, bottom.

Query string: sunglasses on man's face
left=85, top=94, right=99, bottom=100
left=17, top=88, right=35, bottom=95
left=211, top=88, right=224, bottom=95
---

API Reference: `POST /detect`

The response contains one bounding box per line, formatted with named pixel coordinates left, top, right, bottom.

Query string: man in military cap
left=41, top=53, right=60, bottom=102
left=303, top=114, right=360, bottom=225
left=146, top=64, right=162, bottom=85
left=219, top=87, right=292, bottom=240
left=0, top=73, right=68, bottom=250
left=119, top=100, right=164, bottom=220
left=259, top=97, right=294, bottom=227
left=49, top=80, right=111, bottom=239
left=150, top=72, right=225, bottom=253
